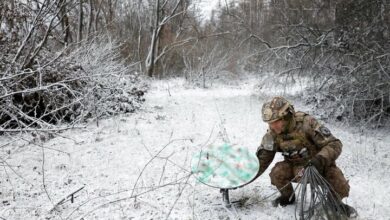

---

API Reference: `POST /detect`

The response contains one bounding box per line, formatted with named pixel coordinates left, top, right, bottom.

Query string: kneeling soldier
left=256, top=96, right=356, bottom=217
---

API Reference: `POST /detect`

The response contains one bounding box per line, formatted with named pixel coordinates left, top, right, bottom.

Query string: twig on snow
left=130, top=138, right=191, bottom=198
left=165, top=174, right=192, bottom=220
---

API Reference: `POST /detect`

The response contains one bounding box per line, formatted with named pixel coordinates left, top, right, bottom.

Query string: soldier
left=256, top=96, right=356, bottom=217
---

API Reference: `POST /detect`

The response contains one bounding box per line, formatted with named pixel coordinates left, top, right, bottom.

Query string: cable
left=294, top=166, right=348, bottom=220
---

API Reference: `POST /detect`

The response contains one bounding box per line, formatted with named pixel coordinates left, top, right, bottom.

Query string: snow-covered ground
left=1, top=76, right=389, bottom=220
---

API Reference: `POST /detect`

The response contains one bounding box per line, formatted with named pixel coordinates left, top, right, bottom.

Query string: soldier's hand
left=297, top=168, right=305, bottom=178
left=307, top=155, right=326, bottom=174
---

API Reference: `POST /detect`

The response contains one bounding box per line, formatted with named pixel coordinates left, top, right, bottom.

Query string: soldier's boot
left=272, top=194, right=295, bottom=207
left=326, top=191, right=357, bottom=218
left=339, top=202, right=358, bottom=218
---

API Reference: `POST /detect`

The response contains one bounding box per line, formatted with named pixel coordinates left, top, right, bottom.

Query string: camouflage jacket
left=256, top=111, right=342, bottom=176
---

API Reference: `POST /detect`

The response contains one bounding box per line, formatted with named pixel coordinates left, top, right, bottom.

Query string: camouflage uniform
left=257, top=97, right=350, bottom=201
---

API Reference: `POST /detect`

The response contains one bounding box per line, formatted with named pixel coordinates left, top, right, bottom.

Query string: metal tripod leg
left=220, top=188, right=230, bottom=207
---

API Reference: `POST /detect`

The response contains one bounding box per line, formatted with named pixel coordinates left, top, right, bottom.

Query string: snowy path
left=1, top=78, right=390, bottom=220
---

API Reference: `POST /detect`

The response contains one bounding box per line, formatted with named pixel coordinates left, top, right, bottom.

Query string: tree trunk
left=59, top=0, right=70, bottom=44
left=87, top=0, right=94, bottom=37
left=137, top=13, right=143, bottom=72
left=146, top=0, right=160, bottom=77
left=95, top=0, right=103, bottom=33
left=78, top=0, right=84, bottom=42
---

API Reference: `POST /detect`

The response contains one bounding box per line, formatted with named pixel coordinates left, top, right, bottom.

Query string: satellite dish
left=191, top=143, right=260, bottom=189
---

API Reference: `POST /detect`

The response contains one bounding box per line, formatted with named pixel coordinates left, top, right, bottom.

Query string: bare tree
left=208, top=0, right=390, bottom=125
left=145, top=0, right=189, bottom=77
left=78, top=0, right=84, bottom=42
left=59, top=0, right=71, bottom=44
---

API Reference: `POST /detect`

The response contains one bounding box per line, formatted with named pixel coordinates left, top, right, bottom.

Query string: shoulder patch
left=319, top=126, right=331, bottom=137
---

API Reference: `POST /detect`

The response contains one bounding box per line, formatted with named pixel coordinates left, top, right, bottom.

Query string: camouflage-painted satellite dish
left=191, top=143, right=260, bottom=189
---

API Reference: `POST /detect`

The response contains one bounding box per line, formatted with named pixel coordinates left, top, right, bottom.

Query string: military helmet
left=261, top=96, right=294, bottom=123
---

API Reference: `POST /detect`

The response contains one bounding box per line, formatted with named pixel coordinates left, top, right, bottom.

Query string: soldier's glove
left=307, top=155, right=326, bottom=174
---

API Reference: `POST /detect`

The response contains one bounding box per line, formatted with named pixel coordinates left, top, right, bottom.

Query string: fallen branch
left=72, top=174, right=193, bottom=220
left=50, top=185, right=86, bottom=213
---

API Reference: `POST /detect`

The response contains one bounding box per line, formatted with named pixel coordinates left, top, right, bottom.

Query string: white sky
left=196, top=0, right=222, bottom=19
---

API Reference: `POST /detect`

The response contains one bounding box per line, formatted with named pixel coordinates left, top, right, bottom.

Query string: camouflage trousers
left=269, top=160, right=350, bottom=199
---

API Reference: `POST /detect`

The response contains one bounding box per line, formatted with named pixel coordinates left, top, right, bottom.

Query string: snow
left=1, top=75, right=390, bottom=220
